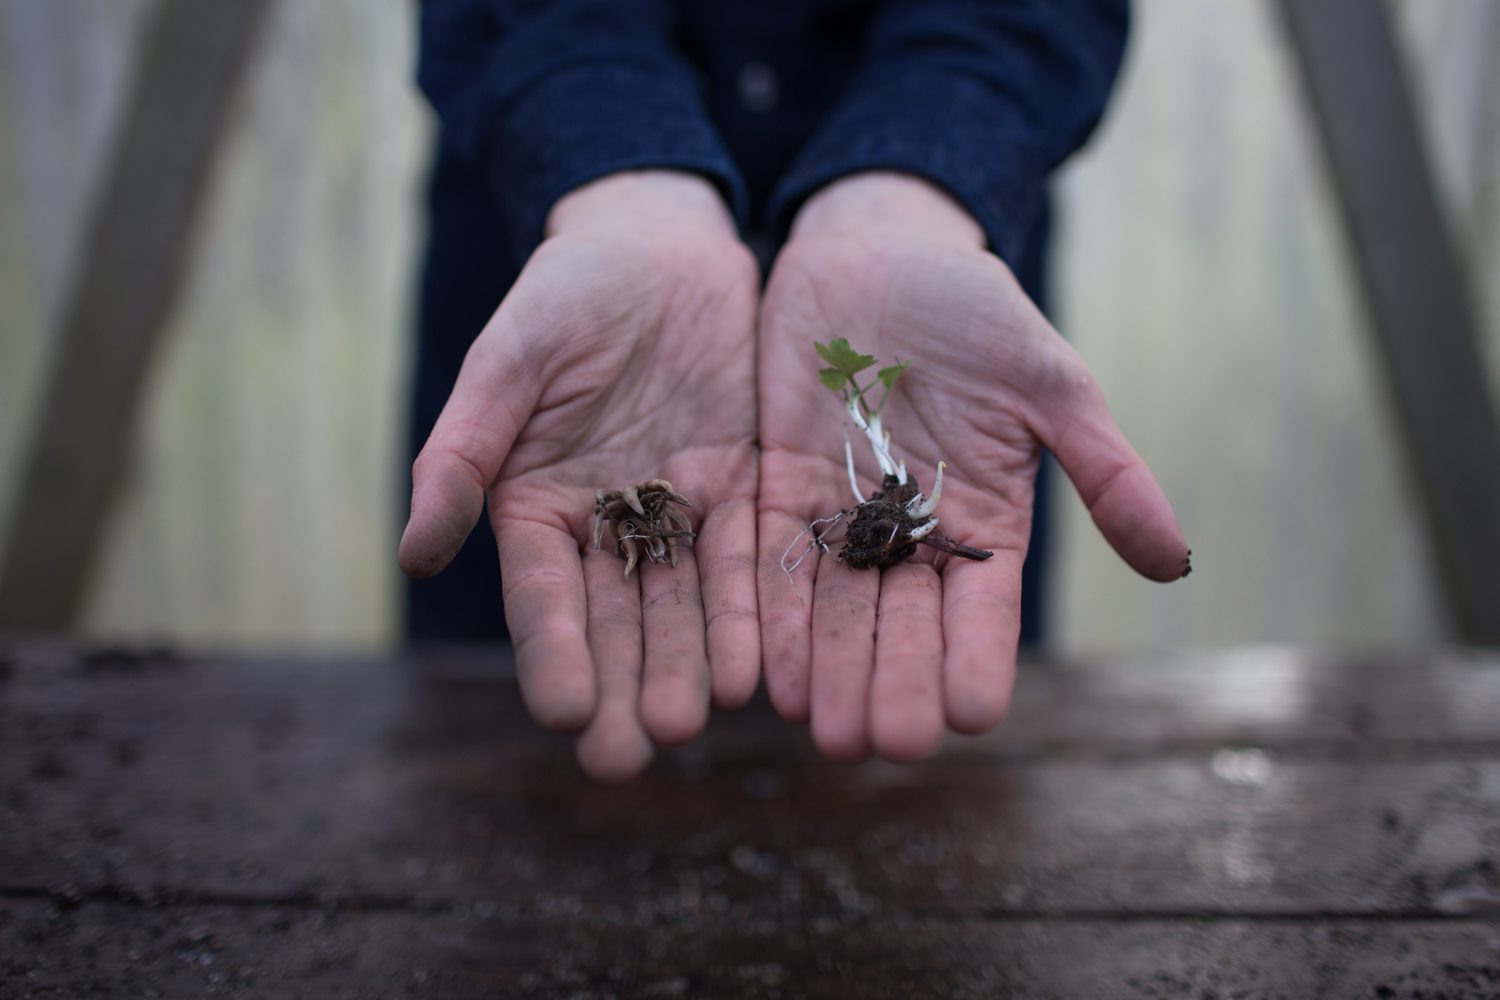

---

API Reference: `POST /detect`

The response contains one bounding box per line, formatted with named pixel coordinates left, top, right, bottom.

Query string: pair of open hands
left=399, top=170, right=1189, bottom=782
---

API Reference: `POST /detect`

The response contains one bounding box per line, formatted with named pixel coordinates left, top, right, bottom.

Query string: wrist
left=789, top=171, right=985, bottom=250
left=545, top=169, right=739, bottom=243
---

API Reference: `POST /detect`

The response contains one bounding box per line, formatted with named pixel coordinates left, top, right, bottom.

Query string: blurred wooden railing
left=0, top=0, right=1494, bottom=647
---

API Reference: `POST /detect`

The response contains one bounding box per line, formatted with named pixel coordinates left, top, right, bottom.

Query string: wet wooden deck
left=2, top=642, right=1499, bottom=998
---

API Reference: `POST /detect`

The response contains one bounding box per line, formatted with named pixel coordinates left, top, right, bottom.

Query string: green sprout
left=814, top=337, right=909, bottom=417
left=813, top=338, right=913, bottom=494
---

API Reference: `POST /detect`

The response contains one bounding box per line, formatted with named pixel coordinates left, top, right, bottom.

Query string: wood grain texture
left=2, top=646, right=1499, bottom=995
left=3, top=898, right=1498, bottom=999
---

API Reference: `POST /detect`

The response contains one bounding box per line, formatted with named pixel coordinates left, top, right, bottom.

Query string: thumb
left=398, top=326, right=541, bottom=580
left=1034, top=373, right=1191, bottom=583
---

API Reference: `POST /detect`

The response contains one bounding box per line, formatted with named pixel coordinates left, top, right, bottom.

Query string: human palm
left=757, top=229, right=1189, bottom=762
left=401, top=187, right=760, bottom=782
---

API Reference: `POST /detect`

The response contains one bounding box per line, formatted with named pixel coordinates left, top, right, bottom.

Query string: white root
left=616, top=526, right=652, bottom=546
left=846, top=396, right=904, bottom=484
left=843, top=428, right=863, bottom=505
left=909, top=517, right=939, bottom=541
left=907, top=461, right=945, bottom=520
left=779, top=511, right=849, bottom=583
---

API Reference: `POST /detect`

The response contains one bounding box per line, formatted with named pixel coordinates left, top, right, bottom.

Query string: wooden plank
left=1276, top=0, right=1500, bottom=643
left=2, top=897, right=1498, bottom=999
left=0, top=0, right=272, bottom=630
left=3, top=648, right=1499, bottom=919
left=10, top=642, right=1500, bottom=749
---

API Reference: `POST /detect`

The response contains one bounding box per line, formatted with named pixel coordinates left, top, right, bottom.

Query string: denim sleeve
left=417, top=0, right=748, bottom=264
left=766, top=0, right=1129, bottom=264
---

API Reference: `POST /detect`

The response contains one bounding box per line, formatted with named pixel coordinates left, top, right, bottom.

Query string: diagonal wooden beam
left=1277, top=0, right=1500, bottom=643
left=0, top=0, right=272, bottom=630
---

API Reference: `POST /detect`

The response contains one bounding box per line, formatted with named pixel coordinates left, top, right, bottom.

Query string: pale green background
left=1, top=0, right=1496, bottom=651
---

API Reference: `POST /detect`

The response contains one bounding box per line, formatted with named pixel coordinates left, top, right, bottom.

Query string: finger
left=941, top=551, right=1024, bottom=735
left=696, top=498, right=761, bottom=709
left=496, top=518, right=596, bottom=731
left=638, top=551, right=711, bottom=746
left=809, top=554, right=879, bottom=763
left=756, top=508, right=819, bottom=722
left=575, top=547, right=652, bottom=783
left=871, top=561, right=945, bottom=762
left=1038, top=381, right=1191, bottom=582
left=399, top=324, right=541, bottom=579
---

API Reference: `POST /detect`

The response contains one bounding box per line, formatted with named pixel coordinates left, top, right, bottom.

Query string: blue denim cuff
left=767, top=74, right=1046, bottom=265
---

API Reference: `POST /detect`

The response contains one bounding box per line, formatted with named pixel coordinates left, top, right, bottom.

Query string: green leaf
left=876, top=362, right=909, bottom=390
left=818, top=367, right=848, bottom=392
left=814, top=337, right=877, bottom=377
